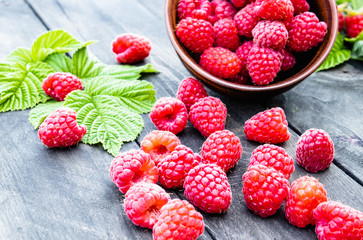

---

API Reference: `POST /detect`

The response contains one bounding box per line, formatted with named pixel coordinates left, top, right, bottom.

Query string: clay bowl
left=165, top=0, right=338, bottom=99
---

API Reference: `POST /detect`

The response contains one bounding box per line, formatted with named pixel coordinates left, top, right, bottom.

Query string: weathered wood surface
left=0, top=0, right=362, bottom=240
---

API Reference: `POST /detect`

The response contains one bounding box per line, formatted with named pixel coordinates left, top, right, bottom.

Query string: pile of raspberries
left=175, top=0, right=328, bottom=86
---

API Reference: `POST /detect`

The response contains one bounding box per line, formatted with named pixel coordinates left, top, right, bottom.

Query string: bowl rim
left=164, top=0, right=338, bottom=93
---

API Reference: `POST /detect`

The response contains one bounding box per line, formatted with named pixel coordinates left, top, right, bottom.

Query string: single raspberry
left=247, top=45, right=282, bottom=85
left=314, top=201, right=363, bottom=240
left=244, top=107, right=290, bottom=144
left=184, top=163, right=232, bottom=213
left=295, top=128, right=334, bottom=173
left=112, top=33, right=151, bottom=64
left=235, top=40, right=254, bottom=76
left=256, top=0, right=294, bottom=21
left=287, top=12, right=328, bottom=52
left=201, top=130, right=243, bottom=172
left=189, top=96, right=227, bottom=137
left=279, top=48, right=296, bottom=71
left=242, top=164, right=289, bottom=217
left=338, top=11, right=344, bottom=32
left=150, top=97, right=188, bottom=135
left=230, top=0, right=247, bottom=8
left=285, top=176, right=327, bottom=228
left=249, top=144, right=294, bottom=179
left=200, top=47, right=241, bottom=79
left=157, top=145, right=201, bottom=189
left=345, top=14, right=363, bottom=38
left=208, top=0, right=237, bottom=24
left=176, top=17, right=214, bottom=54
left=109, top=149, right=158, bottom=194
left=252, top=20, right=288, bottom=51
left=42, top=72, right=82, bottom=101
left=140, top=130, right=181, bottom=166
left=176, top=77, right=208, bottom=112
left=213, top=18, right=240, bottom=51
left=124, top=182, right=170, bottom=229
left=234, top=3, right=260, bottom=38
left=153, top=199, right=204, bottom=240
left=290, top=0, right=310, bottom=15
left=229, top=74, right=249, bottom=85
left=38, top=107, right=87, bottom=148
left=177, top=0, right=211, bottom=20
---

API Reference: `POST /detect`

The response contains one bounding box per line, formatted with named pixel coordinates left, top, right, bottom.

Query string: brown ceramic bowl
left=165, top=0, right=338, bottom=98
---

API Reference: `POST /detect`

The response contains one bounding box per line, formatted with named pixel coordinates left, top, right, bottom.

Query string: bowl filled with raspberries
left=165, top=0, right=338, bottom=98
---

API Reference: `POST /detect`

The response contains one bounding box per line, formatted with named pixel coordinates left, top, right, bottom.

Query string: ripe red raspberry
left=150, top=97, right=188, bottom=134
left=249, top=144, right=294, bottom=179
left=213, top=18, right=240, bottom=51
left=176, top=77, right=208, bottom=112
left=345, top=14, right=363, bottom=38
left=231, top=0, right=247, bottom=8
left=290, top=0, right=310, bottom=15
left=234, top=3, right=260, bottom=38
left=42, top=72, right=82, bottom=101
left=208, top=0, right=237, bottom=24
left=256, top=0, right=294, bottom=21
left=235, top=40, right=254, bottom=76
left=38, top=107, right=87, bottom=148
left=184, top=163, right=232, bottom=213
left=295, top=128, right=334, bottom=173
left=176, top=17, right=214, bottom=54
left=244, top=107, right=290, bottom=144
left=124, top=182, right=170, bottom=229
left=285, top=176, right=327, bottom=228
left=189, top=96, right=227, bottom=137
left=157, top=145, right=201, bottom=189
left=201, top=130, right=243, bottom=172
left=252, top=20, right=288, bottom=51
left=242, top=164, right=289, bottom=217
left=200, top=47, right=241, bottom=79
left=279, top=48, right=296, bottom=71
left=314, top=201, right=363, bottom=240
left=230, top=74, right=249, bottom=85
left=112, top=33, right=151, bottom=64
left=177, top=0, right=211, bottom=20
left=338, top=11, right=344, bottom=32
left=109, top=149, right=158, bottom=194
left=153, top=199, right=204, bottom=240
left=140, top=130, right=181, bottom=166
left=247, top=45, right=282, bottom=85
left=287, top=12, right=327, bottom=52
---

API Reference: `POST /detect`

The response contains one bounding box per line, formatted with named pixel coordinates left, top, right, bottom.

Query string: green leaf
left=44, top=52, right=74, bottom=73
left=351, top=40, right=363, bottom=60
left=71, top=47, right=104, bottom=79
left=351, top=0, right=363, bottom=9
left=28, top=100, right=64, bottom=129
left=4, top=48, right=33, bottom=65
left=345, top=31, right=363, bottom=43
left=335, top=0, right=350, bottom=5
left=99, top=64, right=158, bottom=80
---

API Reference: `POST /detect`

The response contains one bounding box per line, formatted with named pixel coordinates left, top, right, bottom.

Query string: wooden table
left=1, top=1, right=362, bottom=239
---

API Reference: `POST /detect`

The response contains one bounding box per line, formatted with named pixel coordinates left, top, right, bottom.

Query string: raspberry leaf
left=4, top=48, right=33, bottom=65
left=345, top=31, right=363, bottom=43
left=351, top=40, right=363, bottom=60
left=28, top=100, right=64, bottom=129
left=44, top=52, right=74, bottom=73
left=99, top=64, right=158, bottom=80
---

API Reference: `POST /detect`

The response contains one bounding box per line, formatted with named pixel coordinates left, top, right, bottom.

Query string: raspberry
left=189, top=96, right=227, bottom=137
left=287, top=12, right=327, bottom=52
left=235, top=40, right=254, bottom=76
left=295, top=128, right=334, bottom=173
left=345, top=14, right=363, bottom=38
left=338, top=11, right=344, bottom=32
left=314, top=201, right=363, bottom=240
left=38, top=107, right=87, bottom=148
left=158, top=145, right=201, bottom=189
left=150, top=97, right=188, bottom=134
left=42, top=72, right=82, bottom=101
left=124, top=182, right=170, bottom=229
left=208, top=0, right=237, bottom=24
left=234, top=3, right=260, bottom=38
left=256, top=0, right=294, bottom=21
left=176, top=17, right=214, bottom=54
left=252, top=20, right=288, bottom=51
left=230, top=74, right=249, bottom=85
left=112, top=33, right=151, bottom=64
left=201, top=130, right=243, bottom=172
left=230, top=0, right=247, bottom=8
left=290, top=0, right=310, bottom=15
left=279, top=48, right=296, bottom=71
left=140, top=130, right=181, bottom=166
left=177, top=0, right=211, bottom=20
left=242, top=164, right=289, bottom=217
left=176, top=77, right=208, bottom=112
left=109, top=149, right=158, bottom=194
left=285, top=176, right=327, bottom=228
left=249, top=144, right=294, bottom=179
left=153, top=199, right=204, bottom=240
left=184, top=163, right=232, bottom=213
left=200, top=47, right=241, bottom=79
left=247, top=45, right=282, bottom=85
left=244, top=107, right=290, bottom=144
left=213, top=18, right=240, bottom=51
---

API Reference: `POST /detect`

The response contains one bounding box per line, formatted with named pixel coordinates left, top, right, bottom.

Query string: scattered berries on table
left=112, top=33, right=151, bottom=64
left=208, top=0, right=237, bottom=24
left=176, top=77, right=208, bottom=112
left=177, top=0, right=211, bottom=21
left=38, top=107, right=87, bottom=148
left=42, top=72, right=82, bottom=101
left=213, top=18, right=240, bottom=51
left=252, top=20, right=288, bottom=51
